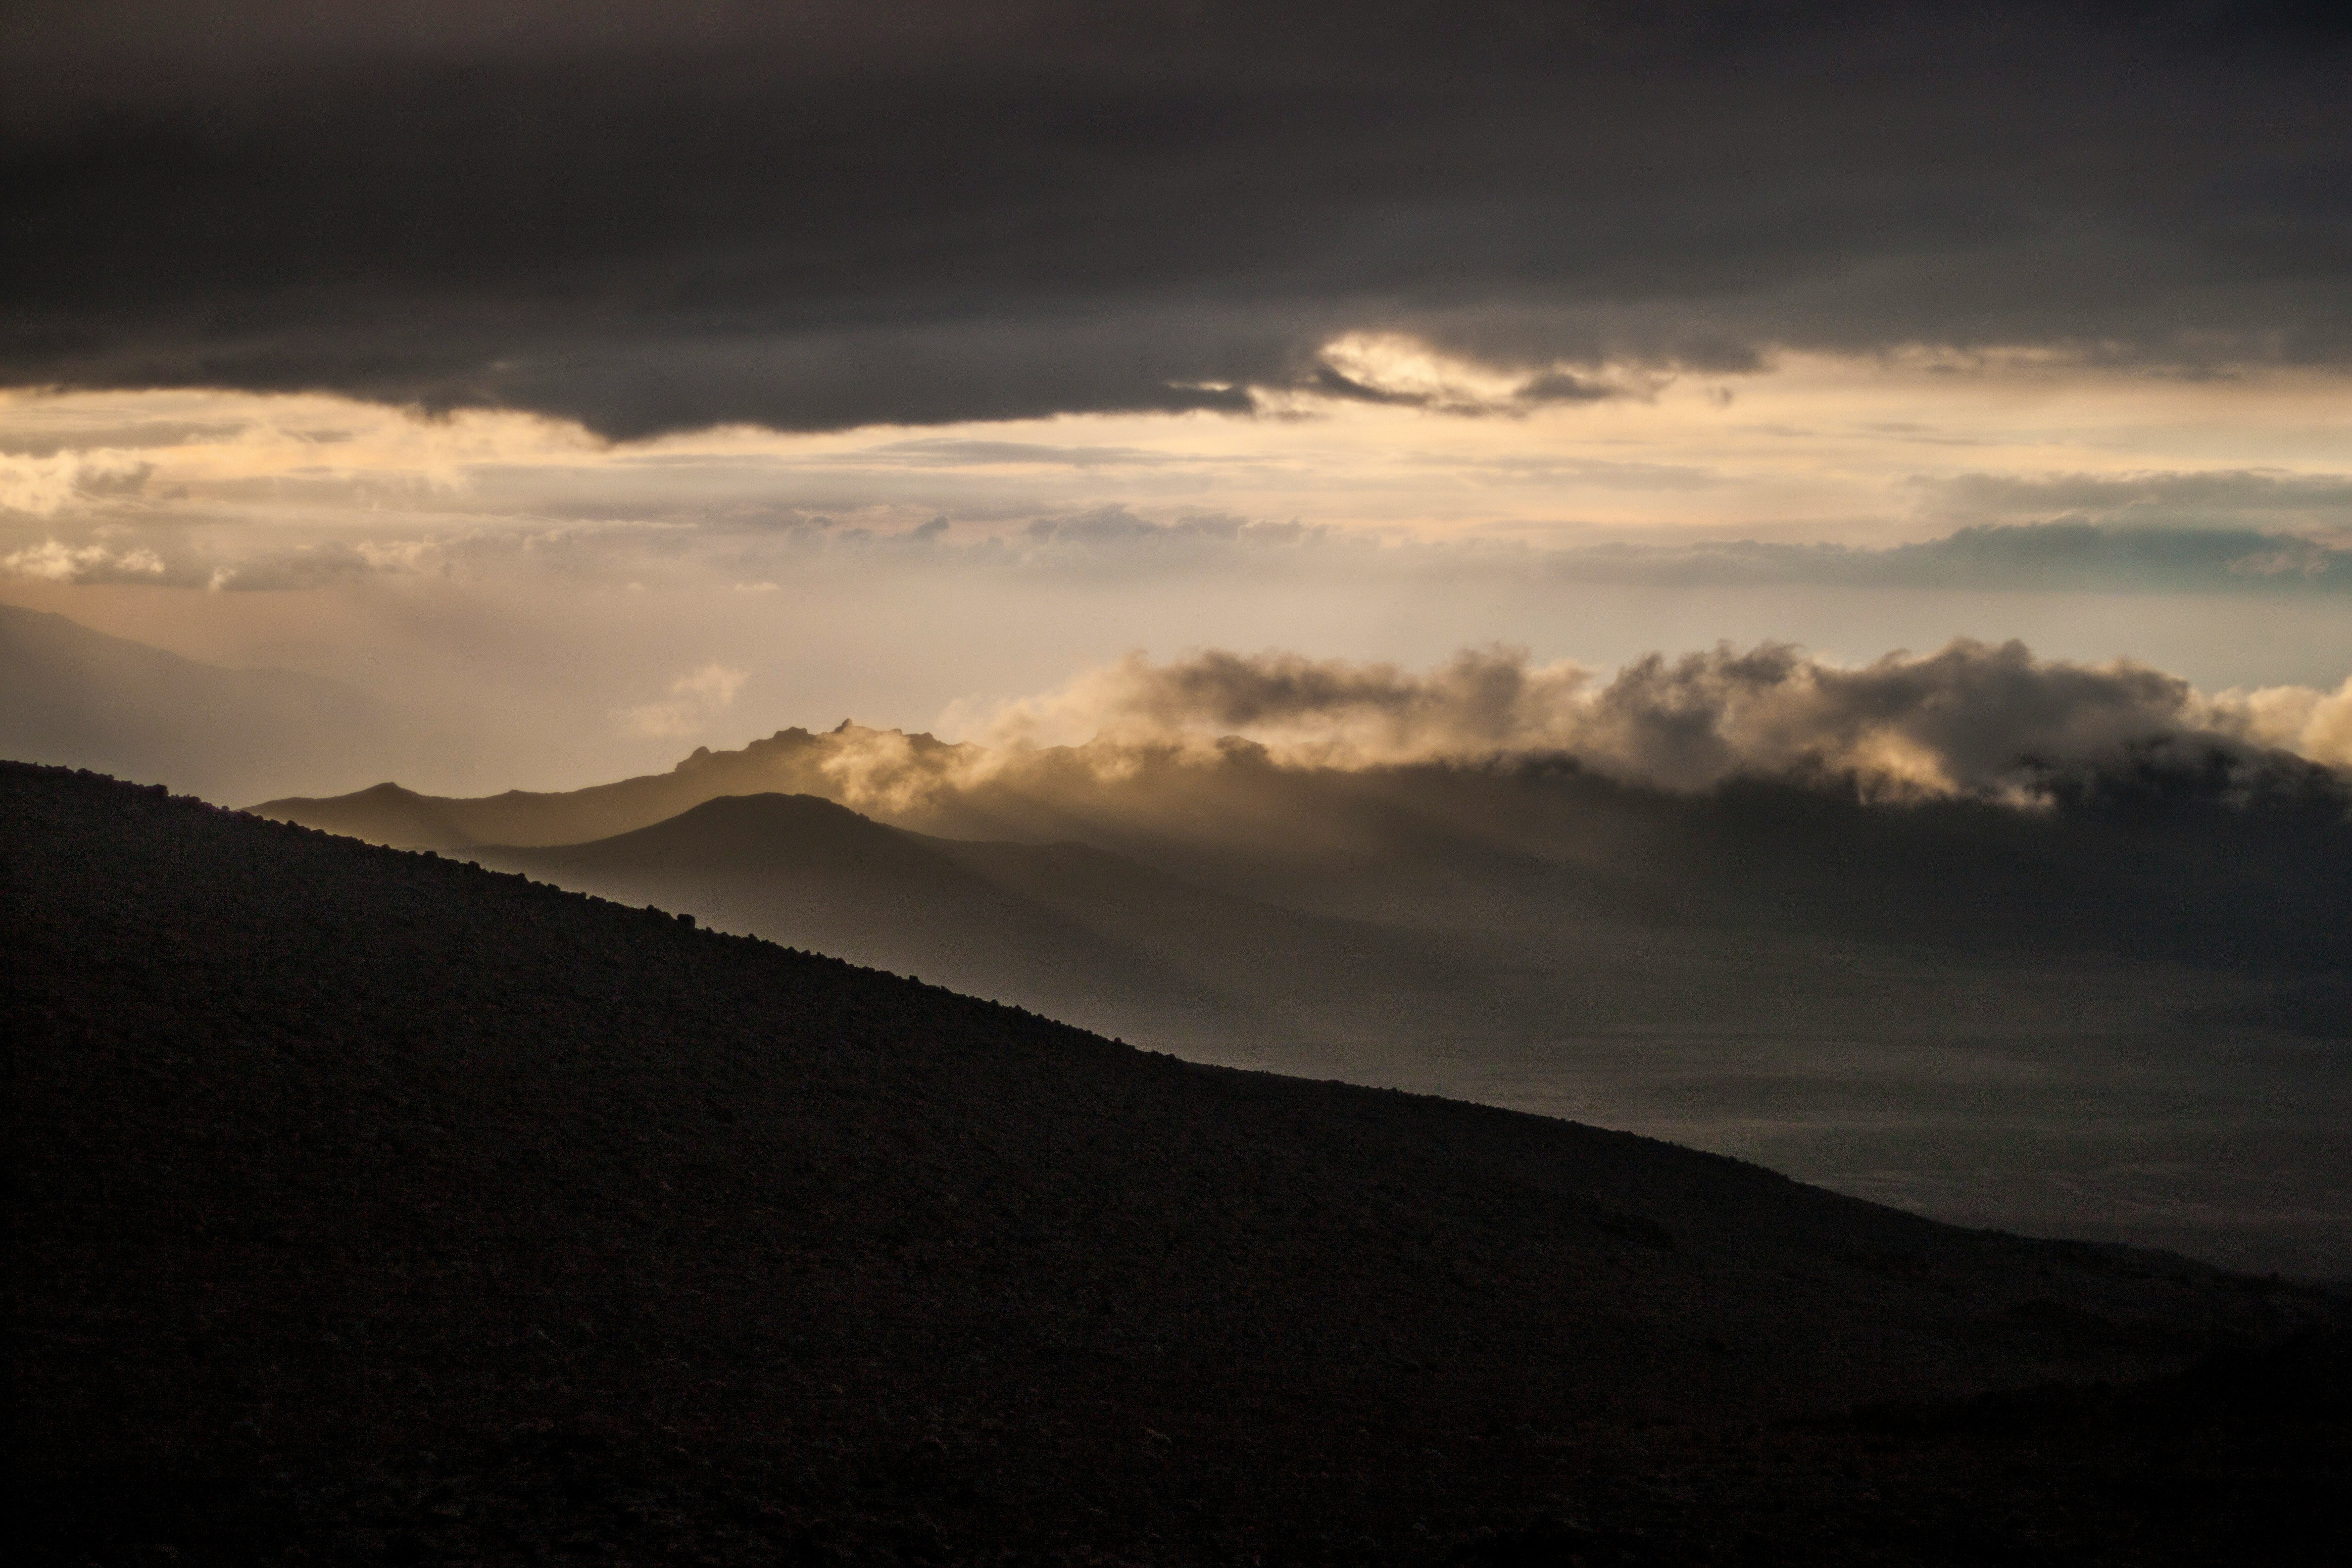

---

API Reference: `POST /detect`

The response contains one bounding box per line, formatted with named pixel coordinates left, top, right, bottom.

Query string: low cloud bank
left=943, top=641, right=2352, bottom=802
left=241, top=633, right=2352, bottom=980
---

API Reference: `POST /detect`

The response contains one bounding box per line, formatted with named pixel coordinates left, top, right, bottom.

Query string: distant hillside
left=0, top=602, right=423, bottom=801
left=252, top=722, right=971, bottom=847
left=476, top=791, right=1441, bottom=1049
left=253, top=718, right=2352, bottom=974
left=12, top=762, right=2346, bottom=1565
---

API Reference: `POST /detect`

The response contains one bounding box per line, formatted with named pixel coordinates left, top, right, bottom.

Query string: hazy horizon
left=6, top=596, right=2349, bottom=804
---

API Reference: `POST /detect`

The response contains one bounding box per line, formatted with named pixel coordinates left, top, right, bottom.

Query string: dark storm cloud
left=3, top=2, right=2348, bottom=437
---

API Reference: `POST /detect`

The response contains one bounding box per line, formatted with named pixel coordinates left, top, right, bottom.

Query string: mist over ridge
left=250, top=634, right=2352, bottom=984
left=950, top=638, right=2352, bottom=797
left=248, top=636, right=2352, bottom=842
left=253, top=638, right=2352, bottom=1273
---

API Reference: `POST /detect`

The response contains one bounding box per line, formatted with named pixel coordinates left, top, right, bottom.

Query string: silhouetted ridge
left=470, top=789, right=1390, bottom=1041
left=251, top=723, right=973, bottom=849
left=508, top=791, right=936, bottom=872
left=10, top=763, right=2346, bottom=1566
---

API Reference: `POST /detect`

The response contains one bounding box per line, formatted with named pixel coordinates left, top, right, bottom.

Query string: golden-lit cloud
left=940, top=642, right=2352, bottom=795
left=5, top=349, right=2348, bottom=551
left=4, top=348, right=2348, bottom=795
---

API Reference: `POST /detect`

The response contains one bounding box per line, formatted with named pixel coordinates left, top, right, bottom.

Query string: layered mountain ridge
left=253, top=723, right=975, bottom=850
left=255, top=736, right=2352, bottom=1274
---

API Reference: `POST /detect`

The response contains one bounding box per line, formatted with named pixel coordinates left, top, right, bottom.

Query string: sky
left=3, top=1, right=2349, bottom=793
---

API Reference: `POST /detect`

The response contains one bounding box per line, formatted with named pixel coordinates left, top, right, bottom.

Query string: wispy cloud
left=0, top=451, right=153, bottom=515
left=614, top=663, right=749, bottom=739
left=0, top=538, right=166, bottom=584
left=1521, top=523, right=2352, bottom=594
left=1912, top=470, right=2352, bottom=532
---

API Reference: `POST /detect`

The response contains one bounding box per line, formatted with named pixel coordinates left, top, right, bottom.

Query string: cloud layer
left=5, top=2, right=2348, bottom=435
left=911, top=640, right=2352, bottom=804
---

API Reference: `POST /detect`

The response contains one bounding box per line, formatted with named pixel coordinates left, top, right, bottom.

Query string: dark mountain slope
left=8, top=763, right=2346, bottom=1566
left=0, top=602, right=423, bottom=802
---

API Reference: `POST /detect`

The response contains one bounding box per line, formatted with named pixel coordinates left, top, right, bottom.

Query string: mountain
left=0, top=602, right=422, bottom=802
left=251, top=722, right=973, bottom=847
left=11, top=761, right=2346, bottom=1566
left=252, top=718, right=2352, bottom=974
left=275, top=736, right=2352, bottom=1274
left=473, top=791, right=1447, bottom=1051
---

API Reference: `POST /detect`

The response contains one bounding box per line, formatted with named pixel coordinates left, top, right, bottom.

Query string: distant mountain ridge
left=0, top=602, right=424, bottom=802
left=252, top=722, right=972, bottom=846
left=474, top=791, right=1436, bottom=1046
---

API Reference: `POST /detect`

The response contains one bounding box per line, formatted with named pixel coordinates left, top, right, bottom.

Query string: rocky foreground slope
left=9, top=763, right=2347, bottom=1565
